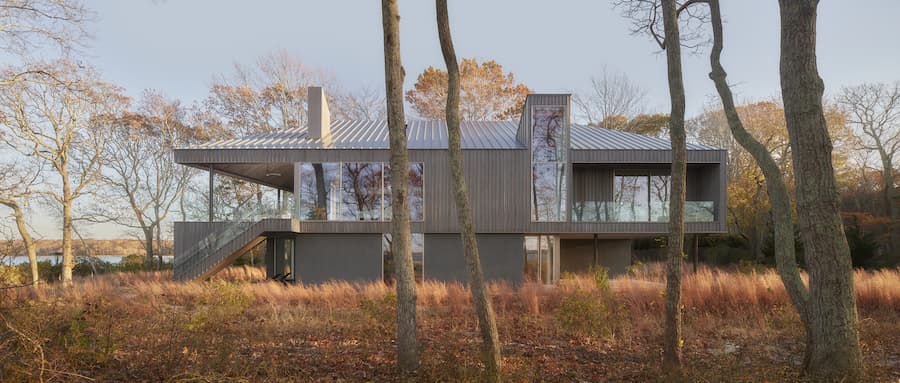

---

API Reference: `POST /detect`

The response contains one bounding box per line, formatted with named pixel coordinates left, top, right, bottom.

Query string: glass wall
left=531, top=105, right=568, bottom=221
left=524, top=235, right=558, bottom=285
left=571, top=169, right=714, bottom=223
left=382, top=233, right=424, bottom=283
left=384, top=163, right=425, bottom=222
left=295, top=162, right=423, bottom=222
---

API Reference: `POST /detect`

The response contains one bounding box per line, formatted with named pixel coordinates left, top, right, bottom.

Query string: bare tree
left=838, top=82, right=900, bottom=250
left=778, top=1, right=863, bottom=380
left=101, top=90, right=193, bottom=268
left=381, top=0, right=419, bottom=374
left=336, top=86, right=386, bottom=121
left=703, top=0, right=812, bottom=367
left=658, top=0, right=688, bottom=373
left=0, top=60, right=125, bottom=285
left=0, top=0, right=92, bottom=86
left=613, top=0, right=709, bottom=374
left=573, top=66, right=648, bottom=127
left=0, top=160, right=43, bottom=284
left=435, top=0, right=501, bottom=380
left=206, top=50, right=336, bottom=136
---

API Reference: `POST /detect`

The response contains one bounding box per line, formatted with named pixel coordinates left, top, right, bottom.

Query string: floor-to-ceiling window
left=294, top=162, right=424, bottom=222
left=382, top=233, right=424, bottom=283
left=524, top=235, right=559, bottom=285
left=271, top=237, right=294, bottom=280
left=531, top=106, right=568, bottom=222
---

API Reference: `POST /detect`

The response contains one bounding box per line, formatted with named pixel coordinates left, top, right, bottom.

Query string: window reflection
left=383, top=233, right=424, bottom=283
left=613, top=175, right=649, bottom=222
left=532, top=106, right=565, bottom=162
left=341, top=163, right=383, bottom=220
left=523, top=235, right=558, bottom=285
left=531, top=105, right=568, bottom=222
left=297, top=162, right=423, bottom=222
left=384, top=163, right=425, bottom=222
left=298, top=163, right=340, bottom=220
left=532, top=163, right=567, bottom=221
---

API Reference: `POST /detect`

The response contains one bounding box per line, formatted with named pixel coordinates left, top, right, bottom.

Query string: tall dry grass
left=1, top=263, right=898, bottom=382
left=5, top=264, right=897, bottom=318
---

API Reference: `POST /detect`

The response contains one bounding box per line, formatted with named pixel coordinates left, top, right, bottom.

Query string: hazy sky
left=13, top=0, right=900, bottom=239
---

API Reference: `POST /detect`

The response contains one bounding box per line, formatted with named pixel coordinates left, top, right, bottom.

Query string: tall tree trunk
left=778, top=1, right=864, bottom=380
left=156, top=219, right=163, bottom=269
left=144, top=226, right=155, bottom=268
left=4, top=202, right=39, bottom=284
left=381, top=0, right=419, bottom=374
left=660, top=0, right=686, bottom=373
left=436, top=1, right=502, bottom=380
left=61, top=200, right=74, bottom=286
left=706, top=0, right=813, bottom=366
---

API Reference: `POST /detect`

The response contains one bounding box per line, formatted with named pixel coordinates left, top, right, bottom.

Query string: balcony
left=571, top=201, right=716, bottom=223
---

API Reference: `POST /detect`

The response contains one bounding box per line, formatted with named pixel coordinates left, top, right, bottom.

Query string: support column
left=593, top=234, right=599, bottom=267
left=208, top=165, right=215, bottom=222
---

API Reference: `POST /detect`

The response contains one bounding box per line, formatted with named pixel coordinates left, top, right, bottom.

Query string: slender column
left=593, top=234, right=599, bottom=267
left=208, top=165, right=215, bottom=222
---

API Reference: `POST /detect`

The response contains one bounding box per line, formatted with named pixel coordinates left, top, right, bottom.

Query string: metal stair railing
left=175, top=198, right=292, bottom=280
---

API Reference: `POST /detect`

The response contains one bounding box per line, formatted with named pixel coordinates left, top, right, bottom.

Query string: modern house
left=173, top=87, right=726, bottom=285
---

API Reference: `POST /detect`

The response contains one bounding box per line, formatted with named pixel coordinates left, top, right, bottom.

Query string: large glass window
left=297, top=163, right=340, bottom=220
left=382, top=233, right=424, bottom=283
left=384, top=163, right=425, bottom=222
left=532, top=163, right=567, bottom=221
left=531, top=105, right=568, bottom=221
left=295, top=162, right=423, bottom=222
left=341, top=162, right=383, bottom=221
left=613, top=173, right=672, bottom=222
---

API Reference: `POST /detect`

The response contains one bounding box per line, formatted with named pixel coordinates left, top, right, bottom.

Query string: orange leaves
left=405, top=58, right=531, bottom=121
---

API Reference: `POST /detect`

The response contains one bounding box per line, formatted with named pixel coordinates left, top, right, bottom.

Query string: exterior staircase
left=173, top=205, right=300, bottom=281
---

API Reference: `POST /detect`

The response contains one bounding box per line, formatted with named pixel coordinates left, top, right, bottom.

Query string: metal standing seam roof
left=184, top=120, right=721, bottom=151
left=570, top=124, right=719, bottom=151
left=188, top=120, right=526, bottom=150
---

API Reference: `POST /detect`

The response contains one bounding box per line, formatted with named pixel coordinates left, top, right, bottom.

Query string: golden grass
left=7, top=264, right=897, bottom=317
left=1, top=264, right=898, bottom=382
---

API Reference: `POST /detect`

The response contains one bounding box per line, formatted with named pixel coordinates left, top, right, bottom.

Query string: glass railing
left=174, top=197, right=292, bottom=270
left=571, top=201, right=715, bottom=223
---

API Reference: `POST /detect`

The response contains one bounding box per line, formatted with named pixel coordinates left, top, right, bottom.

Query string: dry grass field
left=1, top=264, right=898, bottom=382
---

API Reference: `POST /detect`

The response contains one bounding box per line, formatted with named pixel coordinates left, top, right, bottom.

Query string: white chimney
left=307, top=86, right=331, bottom=141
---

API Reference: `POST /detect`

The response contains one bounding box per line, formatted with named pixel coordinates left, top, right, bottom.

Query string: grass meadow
left=1, top=264, right=898, bottom=382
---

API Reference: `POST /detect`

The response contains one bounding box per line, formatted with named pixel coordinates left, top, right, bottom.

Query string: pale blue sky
left=15, top=0, right=900, bottom=239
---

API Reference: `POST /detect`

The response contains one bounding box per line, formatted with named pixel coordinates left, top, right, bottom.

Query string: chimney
left=307, top=86, right=331, bottom=141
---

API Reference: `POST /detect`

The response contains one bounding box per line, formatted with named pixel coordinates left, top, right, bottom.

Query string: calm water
left=5, top=255, right=174, bottom=265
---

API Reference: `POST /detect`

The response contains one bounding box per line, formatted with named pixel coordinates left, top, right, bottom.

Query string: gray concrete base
left=293, top=233, right=382, bottom=284
left=560, top=238, right=632, bottom=276
left=425, top=234, right=524, bottom=284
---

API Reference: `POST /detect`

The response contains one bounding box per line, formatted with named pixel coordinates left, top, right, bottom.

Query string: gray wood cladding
left=175, top=147, right=725, bottom=235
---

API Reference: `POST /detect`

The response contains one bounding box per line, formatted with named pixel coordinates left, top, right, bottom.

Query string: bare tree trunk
left=156, top=219, right=163, bottom=269
left=381, top=0, right=419, bottom=374
left=4, top=202, right=39, bottom=284
left=61, top=199, right=74, bottom=286
left=143, top=226, right=155, bottom=268
left=436, top=1, right=502, bottom=380
left=778, top=1, right=864, bottom=380
left=707, top=0, right=813, bottom=367
left=660, top=0, right=685, bottom=373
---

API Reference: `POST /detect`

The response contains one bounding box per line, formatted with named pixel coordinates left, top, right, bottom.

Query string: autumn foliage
left=405, top=58, right=530, bottom=121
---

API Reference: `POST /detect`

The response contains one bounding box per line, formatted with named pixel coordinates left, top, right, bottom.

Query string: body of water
left=4, top=255, right=174, bottom=265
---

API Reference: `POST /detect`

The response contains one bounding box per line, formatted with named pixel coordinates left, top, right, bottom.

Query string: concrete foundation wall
left=560, top=238, right=632, bottom=276
left=294, top=233, right=382, bottom=284
left=424, top=234, right=524, bottom=284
